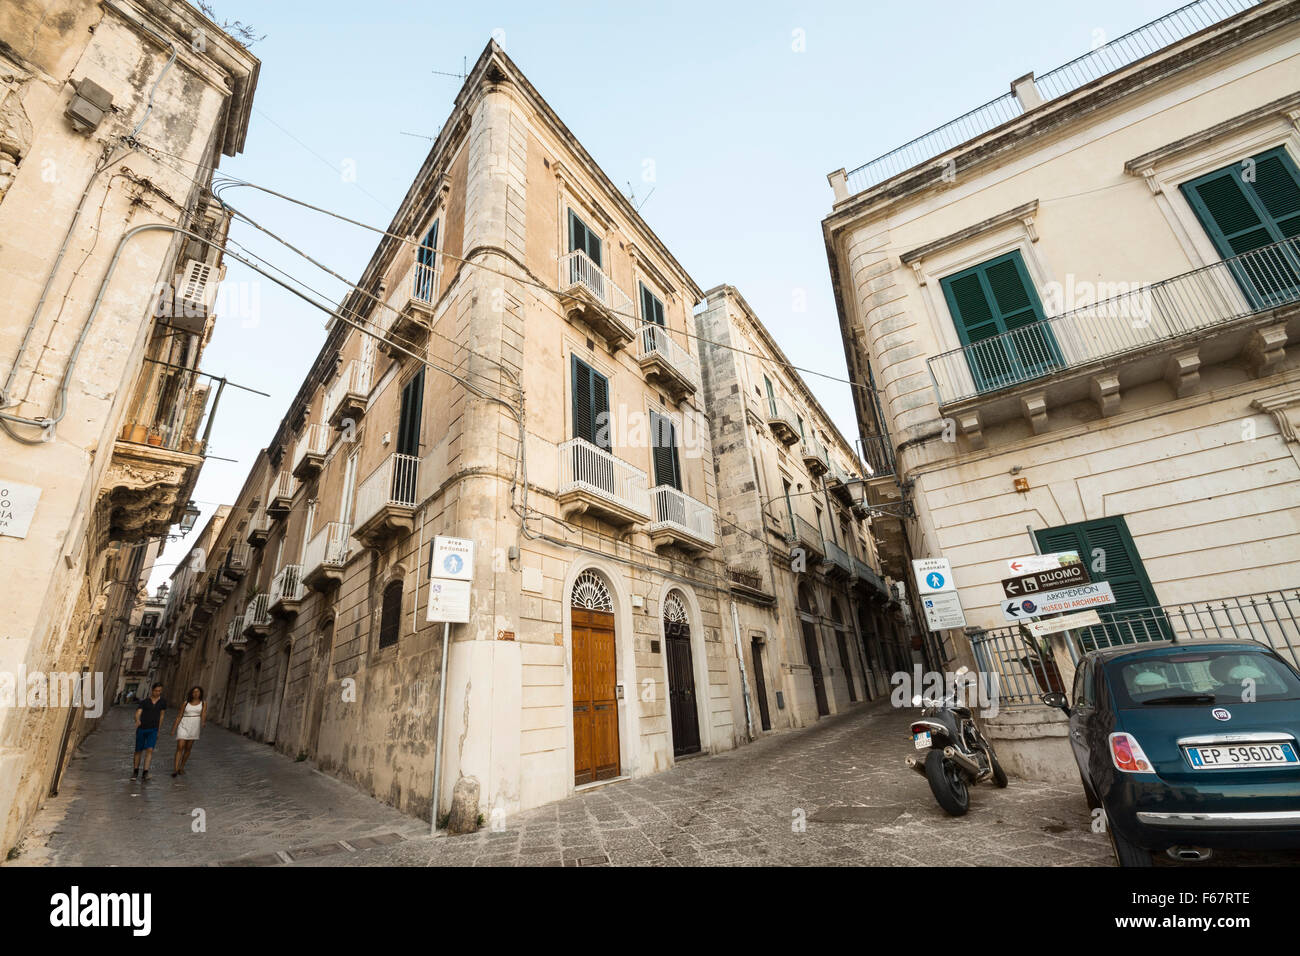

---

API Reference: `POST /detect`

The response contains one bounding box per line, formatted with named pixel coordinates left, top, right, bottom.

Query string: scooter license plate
left=913, top=732, right=931, bottom=750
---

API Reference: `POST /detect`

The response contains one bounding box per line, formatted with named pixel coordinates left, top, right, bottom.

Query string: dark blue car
left=1042, top=639, right=1300, bottom=866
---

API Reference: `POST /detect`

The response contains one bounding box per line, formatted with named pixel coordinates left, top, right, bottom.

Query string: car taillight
left=1110, top=732, right=1154, bottom=773
left=910, top=724, right=928, bottom=735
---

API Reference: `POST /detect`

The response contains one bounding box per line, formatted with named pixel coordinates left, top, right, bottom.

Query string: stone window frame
left=1123, top=107, right=1300, bottom=270
left=563, top=336, right=618, bottom=449
left=900, top=202, right=1055, bottom=362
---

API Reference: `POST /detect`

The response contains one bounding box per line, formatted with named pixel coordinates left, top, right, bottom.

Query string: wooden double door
left=665, top=618, right=701, bottom=756
left=572, top=608, right=620, bottom=785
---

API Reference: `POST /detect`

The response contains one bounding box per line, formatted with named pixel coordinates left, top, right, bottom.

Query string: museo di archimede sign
left=0, top=480, right=40, bottom=539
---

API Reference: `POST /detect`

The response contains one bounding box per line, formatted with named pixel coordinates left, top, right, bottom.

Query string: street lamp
left=179, top=500, right=201, bottom=535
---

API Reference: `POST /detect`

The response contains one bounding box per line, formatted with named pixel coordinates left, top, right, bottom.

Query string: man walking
left=133, top=683, right=166, bottom=779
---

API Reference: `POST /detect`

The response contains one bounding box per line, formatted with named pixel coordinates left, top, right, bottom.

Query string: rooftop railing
left=843, top=0, right=1257, bottom=196
left=928, top=236, right=1300, bottom=406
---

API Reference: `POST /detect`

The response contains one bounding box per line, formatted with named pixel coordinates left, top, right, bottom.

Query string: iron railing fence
left=843, top=0, right=1257, bottom=196
left=928, top=235, right=1300, bottom=405
left=558, top=249, right=633, bottom=327
left=970, top=589, right=1300, bottom=708
left=636, top=323, right=700, bottom=391
left=648, top=485, right=716, bottom=546
left=354, top=453, right=420, bottom=530
left=557, top=438, right=650, bottom=518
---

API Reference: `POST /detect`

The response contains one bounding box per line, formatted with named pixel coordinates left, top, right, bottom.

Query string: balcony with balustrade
left=325, top=359, right=373, bottom=429
left=557, top=250, right=635, bottom=350
left=927, top=237, right=1300, bottom=448
left=787, top=512, right=825, bottom=562
left=800, top=433, right=828, bottom=476
left=242, top=592, right=271, bottom=639
left=821, top=537, right=853, bottom=580
left=635, top=324, right=699, bottom=403
left=765, top=394, right=800, bottom=446
left=223, top=616, right=246, bottom=653
left=269, top=564, right=305, bottom=618
left=353, top=453, right=420, bottom=546
left=267, top=470, right=296, bottom=519
left=825, top=461, right=858, bottom=506
left=246, top=506, right=271, bottom=548
left=292, top=423, right=330, bottom=480
left=302, top=521, right=351, bottom=591
left=557, top=438, right=650, bottom=527
left=852, top=555, right=889, bottom=600
left=379, top=253, right=440, bottom=347
left=647, top=485, right=716, bottom=554
left=216, top=542, right=249, bottom=591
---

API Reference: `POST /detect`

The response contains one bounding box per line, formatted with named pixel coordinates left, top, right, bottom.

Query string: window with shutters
left=378, top=580, right=403, bottom=648
left=639, top=283, right=665, bottom=326
left=1180, top=147, right=1300, bottom=308
left=1034, top=516, right=1168, bottom=647
left=570, top=356, right=611, bottom=449
left=415, top=220, right=439, bottom=301
left=939, top=250, right=1063, bottom=394
left=649, top=410, right=681, bottom=490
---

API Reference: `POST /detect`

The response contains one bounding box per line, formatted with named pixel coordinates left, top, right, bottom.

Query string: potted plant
left=146, top=428, right=163, bottom=447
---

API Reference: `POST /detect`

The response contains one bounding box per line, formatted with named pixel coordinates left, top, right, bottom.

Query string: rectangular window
left=1181, top=147, right=1300, bottom=307
left=763, top=375, right=776, bottom=416
left=1035, top=516, right=1167, bottom=647
left=940, top=250, right=1062, bottom=393
left=397, top=369, right=424, bottom=457
left=568, top=210, right=602, bottom=267
left=570, top=355, right=611, bottom=449
left=415, top=220, right=439, bottom=300
left=649, top=410, right=681, bottom=490
left=639, top=283, right=665, bottom=326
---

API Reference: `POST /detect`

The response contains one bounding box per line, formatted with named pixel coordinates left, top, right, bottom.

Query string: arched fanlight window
left=663, top=591, right=688, bottom=625
left=571, top=570, right=613, bottom=611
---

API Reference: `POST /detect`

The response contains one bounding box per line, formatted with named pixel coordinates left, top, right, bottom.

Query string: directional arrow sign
left=1002, top=581, right=1117, bottom=622
left=1001, top=561, right=1090, bottom=598
left=1022, top=610, right=1103, bottom=638
left=1006, top=550, right=1081, bottom=576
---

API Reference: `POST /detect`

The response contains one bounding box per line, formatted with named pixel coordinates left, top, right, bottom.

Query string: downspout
left=731, top=600, right=754, bottom=741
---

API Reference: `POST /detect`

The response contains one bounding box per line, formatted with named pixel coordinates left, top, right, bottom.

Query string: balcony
left=557, top=438, right=650, bottom=527
left=765, top=395, right=800, bottom=446
left=267, top=470, right=295, bottom=518
left=927, top=237, right=1300, bottom=446
left=223, top=543, right=250, bottom=580
left=800, top=434, right=828, bottom=476
left=647, top=486, right=716, bottom=554
left=380, top=256, right=440, bottom=347
left=788, top=513, right=825, bottom=562
left=292, top=423, right=330, bottom=480
left=635, top=324, right=699, bottom=402
left=860, top=434, right=897, bottom=484
left=243, top=593, right=272, bottom=639
left=826, top=461, right=860, bottom=506
left=821, top=538, right=853, bottom=580
left=302, top=521, right=351, bottom=591
left=246, top=507, right=271, bottom=548
left=353, top=453, right=419, bottom=546
left=727, top=567, right=775, bottom=604
left=269, top=564, right=305, bottom=618
left=557, top=250, right=635, bottom=350
left=852, top=556, right=889, bottom=599
left=325, top=359, right=372, bottom=429
left=223, top=616, right=247, bottom=653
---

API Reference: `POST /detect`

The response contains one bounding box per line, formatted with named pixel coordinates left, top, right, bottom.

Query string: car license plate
left=913, top=732, right=931, bottom=750
left=1184, top=741, right=1299, bottom=769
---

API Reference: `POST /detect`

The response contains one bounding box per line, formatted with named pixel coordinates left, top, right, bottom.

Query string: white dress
left=176, top=701, right=203, bottom=740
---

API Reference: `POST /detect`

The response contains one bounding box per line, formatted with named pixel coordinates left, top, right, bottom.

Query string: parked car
left=1042, top=639, right=1300, bottom=866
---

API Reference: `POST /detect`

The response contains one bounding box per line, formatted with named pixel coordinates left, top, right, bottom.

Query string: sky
left=148, top=0, right=1188, bottom=587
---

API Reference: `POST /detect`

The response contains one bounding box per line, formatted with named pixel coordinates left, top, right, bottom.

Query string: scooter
left=904, top=667, right=1008, bottom=815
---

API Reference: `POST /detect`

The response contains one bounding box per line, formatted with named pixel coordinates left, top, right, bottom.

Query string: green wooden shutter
left=591, top=369, right=610, bottom=450
left=649, top=411, right=680, bottom=489
left=397, top=370, right=424, bottom=457
left=571, top=357, right=594, bottom=445
left=1181, top=147, right=1300, bottom=256
left=569, top=210, right=602, bottom=267
left=1035, top=516, right=1166, bottom=646
left=640, top=284, right=665, bottom=326
left=940, top=250, right=1061, bottom=392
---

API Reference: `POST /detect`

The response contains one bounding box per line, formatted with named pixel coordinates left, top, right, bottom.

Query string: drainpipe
left=431, top=621, right=451, bottom=833
left=730, top=601, right=754, bottom=741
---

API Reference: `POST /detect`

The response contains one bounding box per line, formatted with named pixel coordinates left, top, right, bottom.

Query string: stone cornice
left=899, top=199, right=1039, bottom=268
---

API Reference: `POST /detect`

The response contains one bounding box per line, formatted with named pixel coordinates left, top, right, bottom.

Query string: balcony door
left=393, top=369, right=423, bottom=503
left=639, top=283, right=665, bottom=355
left=1181, top=147, right=1300, bottom=309
left=571, top=356, right=614, bottom=495
left=941, top=250, right=1063, bottom=394
left=415, top=220, right=439, bottom=301
left=650, top=410, right=681, bottom=525
left=568, top=210, right=604, bottom=298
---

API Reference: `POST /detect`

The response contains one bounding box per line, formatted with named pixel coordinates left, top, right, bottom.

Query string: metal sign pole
left=431, top=620, right=450, bottom=833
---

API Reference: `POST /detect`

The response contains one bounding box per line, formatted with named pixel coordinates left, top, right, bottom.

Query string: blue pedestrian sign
left=912, top=557, right=956, bottom=597
left=926, top=571, right=945, bottom=590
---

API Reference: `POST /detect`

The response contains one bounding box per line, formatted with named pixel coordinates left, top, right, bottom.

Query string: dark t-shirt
left=137, top=696, right=166, bottom=730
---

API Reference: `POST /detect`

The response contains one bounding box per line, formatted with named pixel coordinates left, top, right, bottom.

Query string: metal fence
left=970, top=589, right=1300, bottom=708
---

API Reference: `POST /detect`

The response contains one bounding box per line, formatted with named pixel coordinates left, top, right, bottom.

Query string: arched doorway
left=798, top=585, right=829, bottom=717
left=571, top=570, right=620, bottom=785
left=830, top=599, right=857, bottom=703
left=663, top=591, right=701, bottom=757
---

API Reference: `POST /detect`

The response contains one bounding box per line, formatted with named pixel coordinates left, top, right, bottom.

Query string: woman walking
left=171, top=686, right=206, bottom=777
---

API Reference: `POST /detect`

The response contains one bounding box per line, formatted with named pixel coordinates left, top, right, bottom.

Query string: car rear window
left=1107, top=649, right=1300, bottom=707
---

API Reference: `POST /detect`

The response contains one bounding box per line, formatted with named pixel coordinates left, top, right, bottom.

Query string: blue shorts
left=134, top=727, right=159, bottom=753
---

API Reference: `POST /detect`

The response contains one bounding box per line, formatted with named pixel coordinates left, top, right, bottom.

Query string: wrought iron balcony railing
left=325, top=358, right=372, bottom=427
left=270, top=564, right=305, bottom=607
left=292, top=422, right=330, bottom=477
left=558, top=249, right=633, bottom=321
left=636, top=323, right=700, bottom=393
left=648, top=485, right=716, bottom=548
left=303, top=521, right=351, bottom=579
left=557, top=438, right=650, bottom=520
left=354, top=453, right=420, bottom=532
left=927, top=236, right=1300, bottom=406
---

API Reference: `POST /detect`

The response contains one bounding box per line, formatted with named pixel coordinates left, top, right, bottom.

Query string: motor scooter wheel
left=987, top=746, right=1009, bottom=788
left=924, top=749, right=970, bottom=816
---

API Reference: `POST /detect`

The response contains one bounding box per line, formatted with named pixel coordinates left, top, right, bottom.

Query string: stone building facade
left=695, top=285, right=910, bottom=730
left=159, top=41, right=893, bottom=830
left=0, top=0, right=257, bottom=853
left=822, top=0, right=1300, bottom=774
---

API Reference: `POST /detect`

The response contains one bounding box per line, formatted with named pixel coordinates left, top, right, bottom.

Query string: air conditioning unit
left=166, top=258, right=218, bottom=334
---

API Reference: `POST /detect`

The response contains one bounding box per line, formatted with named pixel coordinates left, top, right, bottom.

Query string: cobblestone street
left=13, top=698, right=1297, bottom=868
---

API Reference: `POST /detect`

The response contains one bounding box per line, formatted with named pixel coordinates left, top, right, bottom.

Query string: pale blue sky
left=150, top=0, right=1186, bottom=585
